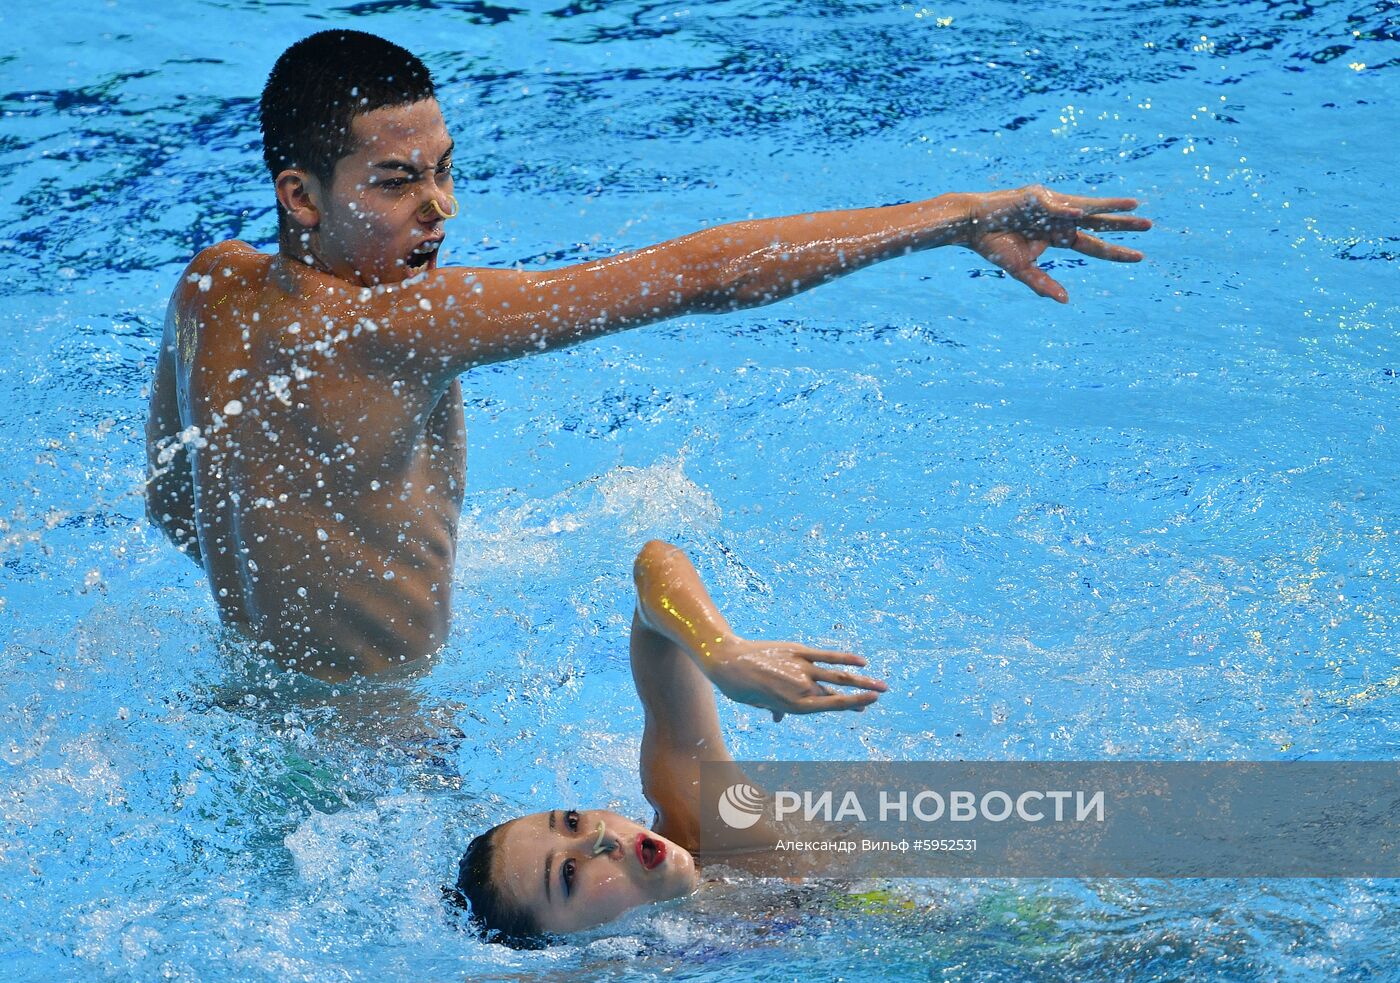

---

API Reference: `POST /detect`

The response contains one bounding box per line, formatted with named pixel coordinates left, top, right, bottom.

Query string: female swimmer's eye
left=565, top=809, right=580, bottom=832
left=561, top=858, right=576, bottom=896
left=377, top=177, right=408, bottom=189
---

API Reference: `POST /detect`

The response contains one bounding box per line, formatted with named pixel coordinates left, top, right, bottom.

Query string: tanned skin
left=487, top=540, right=889, bottom=934
left=145, top=97, right=1150, bottom=681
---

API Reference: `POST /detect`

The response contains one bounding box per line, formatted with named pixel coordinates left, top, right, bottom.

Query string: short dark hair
left=445, top=822, right=549, bottom=949
left=260, top=29, right=436, bottom=184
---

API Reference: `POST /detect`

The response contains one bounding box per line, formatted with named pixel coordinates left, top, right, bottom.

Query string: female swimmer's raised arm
left=628, top=540, right=886, bottom=848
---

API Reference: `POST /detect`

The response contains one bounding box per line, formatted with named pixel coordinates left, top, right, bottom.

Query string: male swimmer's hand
left=705, top=639, right=888, bottom=723
left=960, top=185, right=1152, bottom=303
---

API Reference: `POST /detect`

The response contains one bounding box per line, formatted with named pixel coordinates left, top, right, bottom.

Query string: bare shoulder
left=172, top=241, right=268, bottom=302
left=188, top=239, right=262, bottom=273
left=165, top=242, right=270, bottom=370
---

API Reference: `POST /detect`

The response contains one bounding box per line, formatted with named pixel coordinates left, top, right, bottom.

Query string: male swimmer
left=448, top=540, right=888, bottom=944
left=144, top=30, right=1151, bottom=681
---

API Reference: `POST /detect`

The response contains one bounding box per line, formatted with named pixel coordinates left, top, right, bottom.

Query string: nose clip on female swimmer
left=420, top=193, right=459, bottom=220
left=592, top=821, right=609, bottom=856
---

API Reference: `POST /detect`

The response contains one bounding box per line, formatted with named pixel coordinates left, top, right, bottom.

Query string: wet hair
left=259, top=29, right=436, bottom=184
left=445, top=822, right=549, bottom=950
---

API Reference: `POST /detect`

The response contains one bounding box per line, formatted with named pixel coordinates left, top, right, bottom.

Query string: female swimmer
left=448, top=540, right=888, bottom=945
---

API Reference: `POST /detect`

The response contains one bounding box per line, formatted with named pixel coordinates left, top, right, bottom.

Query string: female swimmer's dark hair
left=444, top=823, right=549, bottom=950
left=260, top=30, right=436, bottom=183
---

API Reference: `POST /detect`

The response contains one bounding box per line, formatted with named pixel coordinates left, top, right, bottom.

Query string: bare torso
left=168, top=241, right=465, bottom=679
left=144, top=186, right=1146, bottom=682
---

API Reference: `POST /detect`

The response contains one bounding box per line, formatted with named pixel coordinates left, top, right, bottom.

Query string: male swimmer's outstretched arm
left=628, top=540, right=886, bottom=849
left=368, top=186, right=1151, bottom=382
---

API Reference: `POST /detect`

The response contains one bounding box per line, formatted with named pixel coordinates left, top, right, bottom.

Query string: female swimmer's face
left=491, top=809, right=700, bottom=933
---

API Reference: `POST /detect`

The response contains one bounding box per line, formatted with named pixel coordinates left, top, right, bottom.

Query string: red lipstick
left=635, top=832, right=666, bottom=871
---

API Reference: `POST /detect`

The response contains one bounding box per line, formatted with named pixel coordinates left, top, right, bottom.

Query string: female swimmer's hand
left=959, top=185, right=1151, bottom=303
left=704, top=638, right=888, bottom=722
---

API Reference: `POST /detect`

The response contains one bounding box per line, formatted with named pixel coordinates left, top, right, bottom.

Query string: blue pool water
left=2, top=0, right=1397, bottom=978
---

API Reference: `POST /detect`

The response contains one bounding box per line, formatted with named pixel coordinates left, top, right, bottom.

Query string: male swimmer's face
left=315, top=98, right=454, bottom=286
left=492, top=809, right=700, bottom=934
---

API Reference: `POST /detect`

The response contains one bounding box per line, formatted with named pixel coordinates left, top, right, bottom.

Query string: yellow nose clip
left=425, top=194, right=459, bottom=220
left=592, top=821, right=608, bottom=856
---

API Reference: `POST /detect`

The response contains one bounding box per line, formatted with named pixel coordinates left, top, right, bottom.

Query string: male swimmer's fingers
left=1070, top=232, right=1144, bottom=263
left=1078, top=214, right=1153, bottom=233
left=1012, top=265, right=1069, bottom=303
left=1069, top=195, right=1141, bottom=214
left=810, top=667, right=889, bottom=692
left=796, top=691, right=881, bottom=714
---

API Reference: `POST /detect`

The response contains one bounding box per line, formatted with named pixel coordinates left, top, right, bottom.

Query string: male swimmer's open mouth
left=405, top=238, right=442, bottom=271
left=636, top=832, right=666, bottom=871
